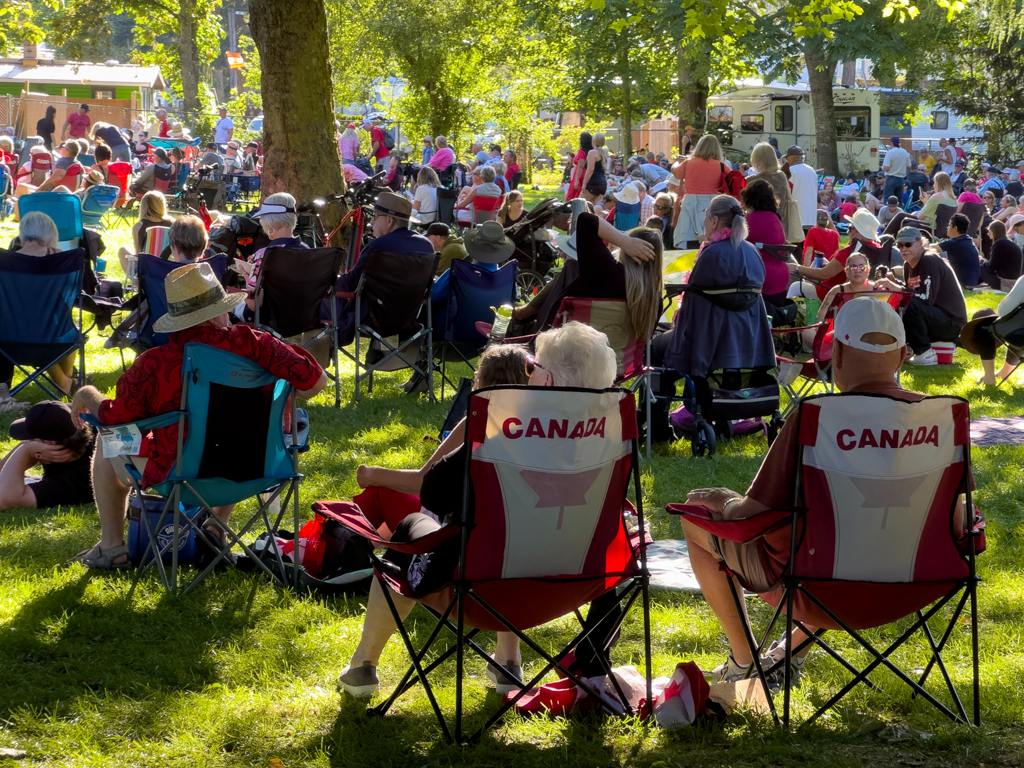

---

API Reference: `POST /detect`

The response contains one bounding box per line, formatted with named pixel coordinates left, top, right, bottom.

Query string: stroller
left=659, top=282, right=783, bottom=457
left=504, top=197, right=571, bottom=298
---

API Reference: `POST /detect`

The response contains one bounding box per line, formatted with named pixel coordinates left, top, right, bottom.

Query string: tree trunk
left=250, top=0, right=346, bottom=230
left=618, top=38, right=632, bottom=159
left=677, top=43, right=710, bottom=152
left=804, top=41, right=839, bottom=176
left=178, top=0, right=202, bottom=115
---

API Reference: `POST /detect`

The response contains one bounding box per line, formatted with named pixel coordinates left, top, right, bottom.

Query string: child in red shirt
left=802, top=209, right=841, bottom=265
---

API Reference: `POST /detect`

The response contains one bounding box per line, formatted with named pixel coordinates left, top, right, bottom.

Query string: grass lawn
left=3, top=200, right=1024, bottom=767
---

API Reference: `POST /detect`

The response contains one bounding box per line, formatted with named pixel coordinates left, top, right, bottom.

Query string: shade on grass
left=1, top=208, right=1023, bottom=767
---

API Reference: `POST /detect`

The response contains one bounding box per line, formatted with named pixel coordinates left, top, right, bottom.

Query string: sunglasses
left=847, top=262, right=870, bottom=269
left=525, top=354, right=545, bottom=377
left=896, top=242, right=915, bottom=249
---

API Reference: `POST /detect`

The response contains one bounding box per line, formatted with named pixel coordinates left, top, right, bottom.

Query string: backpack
left=720, top=163, right=746, bottom=200
left=381, top=127, right=396, bottom=151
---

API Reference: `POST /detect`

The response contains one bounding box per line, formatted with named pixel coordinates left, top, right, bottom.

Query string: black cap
left=10, top=401, right=77, bottom=442
left=887, top=196, right=899, bottom=205
left=80, top=104, right=89, bottom=111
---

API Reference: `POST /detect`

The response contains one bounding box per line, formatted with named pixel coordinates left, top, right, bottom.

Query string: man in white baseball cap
left=675, top=295, right=926, bottom=687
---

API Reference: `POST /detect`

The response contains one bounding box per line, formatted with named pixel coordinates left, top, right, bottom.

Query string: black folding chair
left=254, top=247, right=345, bottom=407
left=339, top=250, right=439, bottom=401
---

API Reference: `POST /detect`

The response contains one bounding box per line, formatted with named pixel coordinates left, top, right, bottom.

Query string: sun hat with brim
left=10, top=401, right=76, bottom=442
left=152, top=262, right=246, bottom=334
left=843, top=208, right=881, bottom=241
left=252, top=202, right=296, bottom=219
left=613, top=183, right=641, bottom=206
left=464, top=221, right=515, bottom=264
left=373, top=191, right=420, bottom=224
left=960, top=308, right=1001, bottom=356
left=555, top=232, right=577, bottom=259
left=1006, top=213, right=1024, bottom=230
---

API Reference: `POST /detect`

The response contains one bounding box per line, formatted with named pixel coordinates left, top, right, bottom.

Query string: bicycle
left=175, top=164, right=217, bottom=229
left=296, top=171, right=388, bottom=271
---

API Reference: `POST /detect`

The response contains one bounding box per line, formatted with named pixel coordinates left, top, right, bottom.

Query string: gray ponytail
left=706, top=194, right=748, bottom=246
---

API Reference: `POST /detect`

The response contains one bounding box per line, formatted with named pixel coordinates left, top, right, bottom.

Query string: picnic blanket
left=646, top=539, right=701, bottom=593
left=971, top=416, right=1024, bottom=447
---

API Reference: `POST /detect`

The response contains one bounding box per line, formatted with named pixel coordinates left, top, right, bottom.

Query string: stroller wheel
left=515, top=269, right=546, bottom=303
left=691, top=421, right=716, bottom=458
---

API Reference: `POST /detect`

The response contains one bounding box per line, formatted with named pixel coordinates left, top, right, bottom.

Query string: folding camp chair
left=254, top=246, right=346, bottom=407
left=435, top=259, right=517, bottom=398
left=457, top=195, right=503, bottom=229
left=15, top=153, right=51, bottom=186
left=60, top=162, right=84, bottom=192
left=614, top=201, right=641, bottom=232
left=80, top=184, right=120, bottom=229
left=142, top=226, right=171, bottom=257
left=510, top=171, right=523, bottom=190
left=437, top=187, right=458, bottom=225
left=668, top=392, right=983, bottom=728
left=0, top=247, right=86, bottom=399
left=16, top=192, right=83, bottom=250
left=960, top=202, right=987, bottom=239
left=84, top=343, right=308, bottom=594
left=340, top=250, right=439, bottom=401
left=932, top=204, right=956, bottom=240
left=107, top=161, right=135, bottom=224
left=315, top=384, right=652, bottom=742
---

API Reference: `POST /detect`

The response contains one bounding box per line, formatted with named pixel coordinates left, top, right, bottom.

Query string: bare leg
left=494, top=632, right=522, bottom=664
left=349, top=578, right=416, bottom=667
left=91, top=453, right=131, bottom=559
left=980, top=358, right=997, bottom=387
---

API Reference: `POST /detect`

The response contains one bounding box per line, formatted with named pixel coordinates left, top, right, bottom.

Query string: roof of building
left=0, top=60, right=165, bottom=90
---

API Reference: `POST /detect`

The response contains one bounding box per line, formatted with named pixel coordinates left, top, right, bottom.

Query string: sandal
left=72, top=542, right=130, bottom=570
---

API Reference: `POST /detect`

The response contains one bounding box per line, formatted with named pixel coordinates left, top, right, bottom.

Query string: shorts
left=111, top=455, right=148, bottom=487
left=27, top=475, right=94, bottom=509
left=708, top=532, right=776, bottom=593
left=110, top=145, right=132, bottom=163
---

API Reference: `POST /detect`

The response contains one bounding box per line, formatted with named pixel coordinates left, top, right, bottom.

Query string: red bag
left=297, top=516, right=327, bottom=577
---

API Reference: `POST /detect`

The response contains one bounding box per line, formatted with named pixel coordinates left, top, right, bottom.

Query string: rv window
left=931, top=111, right=949, bottom=130
left=708, top=106, right=733, bottom=127
left=835, top=107, right=871, bottom=140
left=740, top=114, right=764, bottom=132
left=774, top=105, right=794, bottom=132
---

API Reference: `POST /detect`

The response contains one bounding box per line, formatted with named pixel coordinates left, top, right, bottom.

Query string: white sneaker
left=908, top=348, right=938, bottom=366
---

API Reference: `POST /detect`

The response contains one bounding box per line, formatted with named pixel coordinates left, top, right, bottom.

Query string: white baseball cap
left=833, top=297, right=906, bottom=353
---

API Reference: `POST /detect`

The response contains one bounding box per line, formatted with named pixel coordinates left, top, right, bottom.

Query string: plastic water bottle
left=491, top=304, right=513, bottom=339
left=812, top=251, right=825, bottom=269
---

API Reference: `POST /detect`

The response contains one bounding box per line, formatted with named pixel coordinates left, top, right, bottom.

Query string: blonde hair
left=932, top=171, right=954, bottom=198
left=692, top=134, right=724, bottom=163
left=535, top=322, right=616, bottom=389
left=259, top=192, right=297, bottom=234
left=20, top=211, right=59, bottom=247
left=416, top=166, right=440, bottom=187
left=139, top=190, right=168, bottom=222
left=593, top=133, right=611, bottom=170
left=619, top=227, right=664, bottom=339
left=750, top=143, right=779, bottom=174
left=341, top=126, right=359, bottom=143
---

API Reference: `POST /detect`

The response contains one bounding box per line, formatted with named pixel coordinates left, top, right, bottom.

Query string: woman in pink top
left=338, top=123, right=360, bottom=165
left=426, top=135, right=455, bottom=172
left=741, top=178, right=790, bottom=306
left=672, top=134, right=726, bottom=248
left=956, top=181, right=985, bottom=211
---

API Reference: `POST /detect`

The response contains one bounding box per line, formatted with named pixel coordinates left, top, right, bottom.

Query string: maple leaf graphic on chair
left=850, top=475, right=927, bottom=529
left=520, top=468, right=603, bottom=530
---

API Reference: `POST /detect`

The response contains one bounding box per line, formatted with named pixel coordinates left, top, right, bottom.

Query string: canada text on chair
left=316, top=384, right=652, bottom=743
left=0, top=247, right=86, bottom=400
left=671, top=391, right=982, bottom=728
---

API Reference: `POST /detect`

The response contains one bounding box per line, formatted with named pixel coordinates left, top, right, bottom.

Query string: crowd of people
left=0, top=115, right=1008, bottom=705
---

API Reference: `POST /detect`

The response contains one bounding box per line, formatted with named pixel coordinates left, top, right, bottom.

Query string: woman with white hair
left=427, top=135, right=455, bottom=172
left=671, top=134, right=727, bottom=249
left=337, top=321, right=618, bottom=699
left=650, top=194, right=775, bottom=441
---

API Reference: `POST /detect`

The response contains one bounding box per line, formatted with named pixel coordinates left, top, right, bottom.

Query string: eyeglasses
left=847, top=262, right=870, bottom=269
left=525, top=354, right=545, bottom=377
left=896, top=242, right=915, bottom=250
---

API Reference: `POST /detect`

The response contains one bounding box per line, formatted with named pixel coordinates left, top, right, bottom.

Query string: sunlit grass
left=1, top=213, right=1023, bottom=766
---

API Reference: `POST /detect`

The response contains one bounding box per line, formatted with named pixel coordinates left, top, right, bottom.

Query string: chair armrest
left=81, top=411, right=184, bottom=432
left=335, top=290, right=355, bottom=299
left=665, top=503, right=793, bottom=544
left=771, top=323, right=820, bottom=335
left=313, top=500, right=463, bottom=553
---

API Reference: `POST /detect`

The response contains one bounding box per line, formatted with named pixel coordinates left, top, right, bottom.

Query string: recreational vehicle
left=707, top=82, right=982, bottom=175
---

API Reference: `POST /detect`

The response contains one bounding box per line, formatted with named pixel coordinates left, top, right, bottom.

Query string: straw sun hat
left=152, top=262, right=246, bottom=333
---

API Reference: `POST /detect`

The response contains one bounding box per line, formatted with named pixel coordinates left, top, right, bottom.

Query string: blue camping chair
left=0, top=164, right=10, bottom=220
left=435, top=259, right=517, bottom=397
left=80, top=184, right=120, bottom=229
left=84, top=343, right=308, bottom=594
left=78, top=154, right=95, bottom=168
left=16, top=192, right=84, bottom=250
left=0, top=248, right=86, bottom=399
left=614, top=200, right=641, bottom=232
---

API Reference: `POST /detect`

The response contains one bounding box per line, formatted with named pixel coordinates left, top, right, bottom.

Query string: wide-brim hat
left=152, top=262, right=246, bottom=333
left=373, top=191, right=420, bottom=224
left=843, top=208, right=881, bottom=241
left=613, top=183, right=641, bottom=206
left=463, top=220, right=514, bottom=264
left=960, top=308, right=1000, bottom=356
left=1006, top=213, right=1024, bottom=230
left=555, top=232, right=577, bottom=259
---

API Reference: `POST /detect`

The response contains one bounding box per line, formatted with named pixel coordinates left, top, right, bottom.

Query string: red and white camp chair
left=315, top=385, right=652, bottom=742
left=668, top=392, right=983, bottom=728
left=775, top=289, right=914, bottom=416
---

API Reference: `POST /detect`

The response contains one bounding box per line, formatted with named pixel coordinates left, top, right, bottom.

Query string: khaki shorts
left=110, top=455, right=148, bottom=487
left=708, top=532, right=775, bottom=594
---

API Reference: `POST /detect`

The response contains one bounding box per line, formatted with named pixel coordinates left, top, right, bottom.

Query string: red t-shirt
left=66, top=112, right=91, bottom=139
left=159, top=120, right=170, bottom=138
left=505, top=163, right=520, bottom=184
left=839, top=201, right=858, bottom=219
left=97, top=324, right=323, bottom=489
left=803, top=226, right=840, bottom=263
left=370, top=126, right=389, bottom=160
left=745, top=382, right=927, bottom=587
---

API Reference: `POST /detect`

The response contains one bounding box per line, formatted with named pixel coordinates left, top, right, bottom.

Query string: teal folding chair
left=85, top=343, right=307, bottom=594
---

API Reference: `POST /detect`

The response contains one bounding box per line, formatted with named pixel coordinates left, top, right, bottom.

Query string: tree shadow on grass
left=0, top=570, right=271, bottom=718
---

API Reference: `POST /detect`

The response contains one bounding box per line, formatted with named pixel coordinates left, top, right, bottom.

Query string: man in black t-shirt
left=880, top=227, right=967, bottom=366
left=0, top=401, right=95, bottom=510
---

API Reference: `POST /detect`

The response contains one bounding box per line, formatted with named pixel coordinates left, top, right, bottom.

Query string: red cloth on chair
left=353, top=486, right=424, bottom=531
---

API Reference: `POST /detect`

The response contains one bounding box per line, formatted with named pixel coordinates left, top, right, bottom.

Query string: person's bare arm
left=70, top=385, right=108, bottom=426
left=815, top=286, right=840, bottom=322
left=685, top=487, right=769, bottom=520
left=581, top=150, right=597, bottom=189
left=37, top=167, right=65, bottom=193
left=594, top=215, right=655, bottom=263
left=0, top=443, right=40, bottom=510
left=789, top=255, right=846, bottom=281
left=356, top=417, right=467, bottom=494
left=297, top=371, right=328, bottom=399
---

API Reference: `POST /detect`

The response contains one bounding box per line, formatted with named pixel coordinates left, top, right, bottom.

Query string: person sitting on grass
left=0, top=401, right=95, bottom=511
left=338, top=322, right=617, bottom=699
left=680, top=298, right=976, bottom=686
left=979, top=219, right=1024, bottom=291
left=69, top=262, right=327, bottom=570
